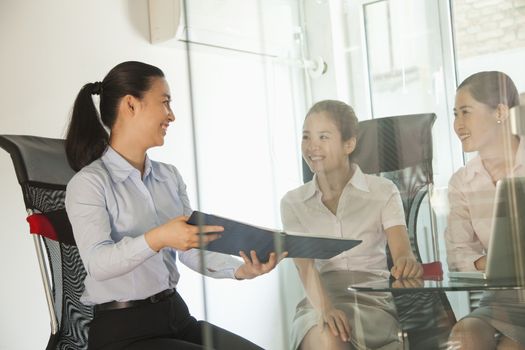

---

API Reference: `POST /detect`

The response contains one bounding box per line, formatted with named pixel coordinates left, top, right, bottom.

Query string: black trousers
left=88, top=290, right=263, bottom=350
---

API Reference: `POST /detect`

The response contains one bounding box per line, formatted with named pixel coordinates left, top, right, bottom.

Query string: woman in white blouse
left=445, top=71, right=525, bottom=349
left=280, top=100, right=422, bottom=350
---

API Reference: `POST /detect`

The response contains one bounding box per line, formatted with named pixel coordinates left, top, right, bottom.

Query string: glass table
left=347, top=272, right=525, bottom=349
left=349, top=274, right=525, bottom=293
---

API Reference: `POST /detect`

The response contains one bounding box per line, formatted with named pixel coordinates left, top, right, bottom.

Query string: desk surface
left=349, top=275, right=525, bottom=292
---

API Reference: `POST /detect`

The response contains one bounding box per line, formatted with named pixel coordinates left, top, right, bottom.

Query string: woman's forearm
left=294, top=258, right=332, bottom=311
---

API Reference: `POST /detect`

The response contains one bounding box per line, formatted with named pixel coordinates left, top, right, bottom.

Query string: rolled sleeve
left=381, top=184, right=407, bottom=230
left=280, top=197, right=308, bottom=233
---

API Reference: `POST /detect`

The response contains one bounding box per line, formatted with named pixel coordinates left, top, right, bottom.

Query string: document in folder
left=187, top=211, right=361, bottom=262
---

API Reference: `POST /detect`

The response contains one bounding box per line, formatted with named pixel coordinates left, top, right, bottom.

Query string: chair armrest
left=422, top=261, right=443, bottom=280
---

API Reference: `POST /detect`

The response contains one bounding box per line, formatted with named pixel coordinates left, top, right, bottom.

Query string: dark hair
left=457, top=71, right=519, bottom=110
left=306, top=100, right=359, bottom=142
left=65, top=61, right=165, bottom=171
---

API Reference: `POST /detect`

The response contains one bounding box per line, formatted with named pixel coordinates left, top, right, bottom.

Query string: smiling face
left=132, top=77, right=175, bottom=148
left=453, top=87, right=501, bottom=154
left=302, top=111, right=355, bottom=175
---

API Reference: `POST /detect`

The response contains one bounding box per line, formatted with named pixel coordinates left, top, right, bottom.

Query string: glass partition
left=154, top=1, right=525, bottom=349
left=181, top=1, right=306, bottom=349
left=361, top=0, right=459, bottom=265
left=449, top=0, right=525, bottom=329
left=452, top=0, right=525, bottom=90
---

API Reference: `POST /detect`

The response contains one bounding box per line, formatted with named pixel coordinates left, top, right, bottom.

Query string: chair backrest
left=302, top=114, right=456, bottom=349
left=0, top=135, right=92, bottom=350
left=353, top=113, right=435, bottom=262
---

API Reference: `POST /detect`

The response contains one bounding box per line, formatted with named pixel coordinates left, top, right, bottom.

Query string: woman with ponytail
left=65, top=61, right=278, bottom=350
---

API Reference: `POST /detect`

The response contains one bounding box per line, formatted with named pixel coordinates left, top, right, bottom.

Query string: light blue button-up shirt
left=65, top=147, right=242, bottom=305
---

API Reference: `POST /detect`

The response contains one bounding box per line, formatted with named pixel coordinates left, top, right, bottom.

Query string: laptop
left=448, top=177, right=525, bottom=281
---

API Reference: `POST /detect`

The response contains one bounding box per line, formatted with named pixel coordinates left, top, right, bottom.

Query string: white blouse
left=445, top=138, right=525, bottom=271
left=280, top=165, right=406, bottom=274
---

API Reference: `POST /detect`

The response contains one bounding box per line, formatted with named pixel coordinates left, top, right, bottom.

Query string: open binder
left=188, top=211, right=361, bottom=262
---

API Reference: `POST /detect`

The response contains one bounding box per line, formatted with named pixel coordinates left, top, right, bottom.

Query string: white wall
left=0, top=1, right=195, bottom=349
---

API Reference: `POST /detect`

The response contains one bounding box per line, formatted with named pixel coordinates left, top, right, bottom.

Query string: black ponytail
left=65, top=83, right=108, bottom=171
left=65, top=61, right=165, bottom=171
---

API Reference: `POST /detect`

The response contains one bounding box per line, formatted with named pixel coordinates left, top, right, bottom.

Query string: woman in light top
left=65, top=61, right=280, bottom=350
left=280, top=100, right=422, bottom=350
left=445, top=71, right=525, bottom=349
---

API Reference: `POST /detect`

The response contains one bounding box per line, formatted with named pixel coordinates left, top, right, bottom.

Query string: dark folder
left=188, top=211, right=361, bottom=262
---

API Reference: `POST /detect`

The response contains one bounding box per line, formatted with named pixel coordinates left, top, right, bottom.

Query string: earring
left=497, top=119, right=502, bottom=124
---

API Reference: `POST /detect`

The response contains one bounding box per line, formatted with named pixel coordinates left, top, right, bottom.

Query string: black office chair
left=302, top=113, right=456, bottom=350
left=0, top=135, right=92, bottom=350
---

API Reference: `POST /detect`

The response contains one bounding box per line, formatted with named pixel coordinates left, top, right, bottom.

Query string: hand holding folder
left=187, top=211, right=362, bottom=263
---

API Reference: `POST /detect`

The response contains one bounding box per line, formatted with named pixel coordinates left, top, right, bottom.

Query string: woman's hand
left=318, top=307, right=351, bottom=343
left=474, top=256, right=487, bottom=271
left=392, top=277, right=424, bottom=289
left=234, top=250, right=288, bottom=280
left=145, top=216, right=223, bottom=252
left=391, top=256, right=423, bottom=279
left=386, top=225, right=423, bottom=279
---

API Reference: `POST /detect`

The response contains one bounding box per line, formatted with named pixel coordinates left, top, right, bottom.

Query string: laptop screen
left=486, top=177, right=525, bottom=281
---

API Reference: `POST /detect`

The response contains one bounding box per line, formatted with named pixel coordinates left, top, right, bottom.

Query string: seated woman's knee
left=450, top=318, right=497, bottom=349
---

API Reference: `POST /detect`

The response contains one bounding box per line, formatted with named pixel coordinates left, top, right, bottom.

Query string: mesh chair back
left=356, top=114, right=455, bottom=349
left=0, top=135, right=92, bottom=350
left=302, top=114, right=455, bottom=349
left=352, top=114, right=435, bottom=261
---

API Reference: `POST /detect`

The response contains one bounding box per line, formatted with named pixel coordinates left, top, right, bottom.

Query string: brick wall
left=452, top=0, right=525, bottom=58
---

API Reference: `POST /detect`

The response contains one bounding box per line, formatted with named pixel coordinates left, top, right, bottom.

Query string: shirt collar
left=302, top=164, right=370, bottom=201
left=463, top=155, right=484, bottom=183
left=349, top=165, right=370, bottom=192
left=463, top=136, right=525, bottom=183
left=102, top=147, right=168, bottom=183
left=303, top=176, right=317, bottom=201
